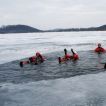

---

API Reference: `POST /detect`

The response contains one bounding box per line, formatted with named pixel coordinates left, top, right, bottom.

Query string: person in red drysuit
left=29, top=56, right=36, bottom=64
left=20, top=52, right=44, bottom=67
left=71, top=49, right=79, bottom=60
left=29, top=52, right=44, bottom=64
left=58, top=57, right=66, bottom=64
left=64, top=48, right=71, bottom=60
left=35, top=52, right=44, bottom=64
left=95, top=43, right=106, bottom=53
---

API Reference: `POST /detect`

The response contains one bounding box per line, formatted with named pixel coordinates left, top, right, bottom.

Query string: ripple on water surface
left=0, top=50, right=106, bottom=83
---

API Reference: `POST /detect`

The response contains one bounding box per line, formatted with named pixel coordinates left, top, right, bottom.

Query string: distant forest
left=0, top=25, right=42, bottom=34
left=0, top=24, right=106, bottom=34
left=47, top=25, right=106, bottom=32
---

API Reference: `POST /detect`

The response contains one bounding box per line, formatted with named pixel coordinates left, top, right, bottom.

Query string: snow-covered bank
left=0, top=31, right=106, bottom=64
left=0, top=71, right=106, bottom=106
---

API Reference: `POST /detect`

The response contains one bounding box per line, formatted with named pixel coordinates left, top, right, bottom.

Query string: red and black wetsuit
left=29, top=56, right=36, bottom=63
left=71, top=49, right=79, bottom=60
left=73, top=54, right=79, bottom=60
left=64, top=54, right=71, bottom=60
left=36, top=52, right=44, bottom=63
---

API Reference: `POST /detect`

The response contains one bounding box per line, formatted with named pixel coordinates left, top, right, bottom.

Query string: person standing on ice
left=95, top=43, right=106, bottom=53
left=71, top=49, right=79, bottom=60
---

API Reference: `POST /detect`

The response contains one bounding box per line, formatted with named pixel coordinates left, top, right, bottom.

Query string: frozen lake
left=0, top=31, right=106, bottom=106
left=0, top=31, right=106, bottom=64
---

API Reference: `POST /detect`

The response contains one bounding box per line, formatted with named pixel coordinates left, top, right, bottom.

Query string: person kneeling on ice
left=64, top=48, right=71, bottom=60
left=71, top=49, right=79, bottom=60
left=95, top=43, right=106, bottom=53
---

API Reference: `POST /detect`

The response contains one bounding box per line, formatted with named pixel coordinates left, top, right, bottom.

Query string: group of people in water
left=20, top=48, right=79, bottom=67
left=58, top=48, right=79, bottom=64
left=20, top=43, right=106, bottom=68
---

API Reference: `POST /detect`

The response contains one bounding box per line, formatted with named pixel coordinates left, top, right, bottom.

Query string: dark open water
left=0, top=50, right=106, bottom=84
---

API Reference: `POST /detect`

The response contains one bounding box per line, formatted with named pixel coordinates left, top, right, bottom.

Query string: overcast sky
left=0, top=0, right=106, bottom=29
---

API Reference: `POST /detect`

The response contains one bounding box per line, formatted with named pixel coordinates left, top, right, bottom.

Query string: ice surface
left=1, top=72, right=106, bottom=106
left=0, top=31, right=106, bottom=64
left=0, top=31, right=106, bottom=106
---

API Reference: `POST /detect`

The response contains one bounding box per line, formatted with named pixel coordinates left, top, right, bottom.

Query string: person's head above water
left=64, top=48, right=67, bottom=55
left=36, top=52, right=44, bottom=61
left=36, top=52, right=41, bottom=56
left=98, top=43, right=101, bottom=48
